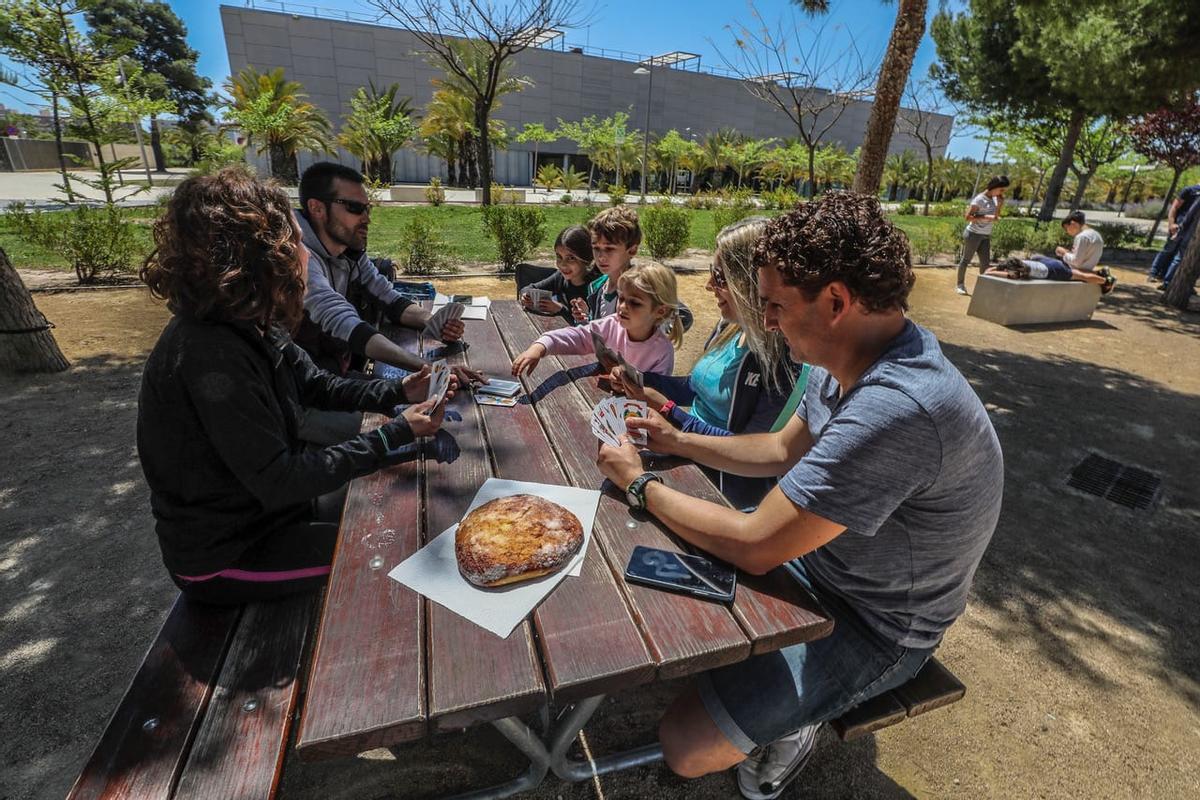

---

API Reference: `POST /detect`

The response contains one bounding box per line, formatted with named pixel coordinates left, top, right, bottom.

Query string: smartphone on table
left=623, top=545, right=736, bottom=603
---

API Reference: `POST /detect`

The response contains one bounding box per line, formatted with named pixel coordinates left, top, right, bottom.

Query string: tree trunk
left=923, top=146, right=934, bottom=216
left=807, top=144, right=816, bottom=199
left=1070, top=168, right=1097, bottom=210
left=1163, top=230, right=1200, bottom=310
left=1038, top=108, right=1085, bottom=222
left=50, top=91, right=75, bottom=203
left=475, top=104, right=492, bottom=205
left=149, top=115, right=168, bottom=173
left=269, top=143, right=298, bottom=185
left=1147, top=169, right=1181, bottom=245
left=852, top=0, right=927, bottom=195
left=0, top=247, right=70, bottom=374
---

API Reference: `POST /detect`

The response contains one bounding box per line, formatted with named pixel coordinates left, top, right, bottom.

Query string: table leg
left=440, top=717, right=550, bottom=800
left=545, top=695, right=664, bottom=782
left=432, top=694, right=664, bottom=799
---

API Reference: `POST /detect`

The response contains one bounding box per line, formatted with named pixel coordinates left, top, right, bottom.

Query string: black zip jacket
left=137, top=316, right=415, bottom=575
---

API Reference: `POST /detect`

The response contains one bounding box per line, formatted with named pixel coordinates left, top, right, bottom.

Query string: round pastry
left=455, top=494, right=583, bottom=587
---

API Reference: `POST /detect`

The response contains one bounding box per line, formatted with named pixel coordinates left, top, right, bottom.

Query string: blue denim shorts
left=696, top=561, right=936, bottom=753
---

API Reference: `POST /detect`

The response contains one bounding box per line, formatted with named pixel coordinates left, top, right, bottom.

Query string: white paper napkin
left=387, top=479, right=601, bottom=637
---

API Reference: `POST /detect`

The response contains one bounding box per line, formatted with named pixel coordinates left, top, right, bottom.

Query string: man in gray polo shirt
left=598, top=192, right=1003, bottom=799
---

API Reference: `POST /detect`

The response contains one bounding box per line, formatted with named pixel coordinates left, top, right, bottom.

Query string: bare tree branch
left=713, top=1, right=874, bottom=196
left=895, top=80, right=953, bottom=214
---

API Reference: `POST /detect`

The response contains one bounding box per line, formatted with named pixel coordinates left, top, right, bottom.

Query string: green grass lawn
left=0, top=203, right=1149, bottom=273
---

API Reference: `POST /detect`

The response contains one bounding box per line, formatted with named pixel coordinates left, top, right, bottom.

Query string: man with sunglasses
left=294, top=163, right=485, bottom=443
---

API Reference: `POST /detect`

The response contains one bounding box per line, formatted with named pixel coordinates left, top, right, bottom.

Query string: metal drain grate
left=1067, top=453, right=1161, bottom=511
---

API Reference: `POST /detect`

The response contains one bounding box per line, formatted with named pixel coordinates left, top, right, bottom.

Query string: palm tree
left=420, top=88, right=473, bottom=186
left=883, top=150, right=920, bottom=201
left=164, top=119, right=217, bottom=167
left=338, top=81, right=416, bottom=184
left=815, top=144, right=856, bottom=192
left=701, top=129, right=739, bottom=190
left=726, top=138, right=777, bottom=188
left=222, top=66, right=332, bottom=184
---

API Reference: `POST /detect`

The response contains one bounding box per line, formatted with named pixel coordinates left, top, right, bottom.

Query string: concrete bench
left=967, top=274, right=1101, bottom=326
left=388, top=185, right=431, bottom=202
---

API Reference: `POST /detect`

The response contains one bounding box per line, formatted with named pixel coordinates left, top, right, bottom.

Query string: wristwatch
left=625, top=472, right=663, bottom=511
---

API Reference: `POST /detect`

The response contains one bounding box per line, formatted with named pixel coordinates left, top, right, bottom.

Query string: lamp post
left=634, top=65, right=653, bottom=200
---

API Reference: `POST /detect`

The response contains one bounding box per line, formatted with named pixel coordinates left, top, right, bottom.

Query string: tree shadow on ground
left=942, top=342, right=1200, bottom=709
left=0, top=355, right=178, bottom=800
left=1098, top=279, right=1200, bottom=335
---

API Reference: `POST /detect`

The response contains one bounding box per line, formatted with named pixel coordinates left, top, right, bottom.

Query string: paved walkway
left=0, top=170, right=1166, bottom=233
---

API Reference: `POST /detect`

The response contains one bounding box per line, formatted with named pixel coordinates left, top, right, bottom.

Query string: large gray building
left=220, top=3, right=952, bottom=186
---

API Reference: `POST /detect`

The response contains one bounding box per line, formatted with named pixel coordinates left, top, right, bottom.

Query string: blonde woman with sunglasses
left=609, top=217, right=808, bottom=510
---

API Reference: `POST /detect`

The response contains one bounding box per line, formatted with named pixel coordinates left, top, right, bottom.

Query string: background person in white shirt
left=955, top=175, right=1010, bottom=295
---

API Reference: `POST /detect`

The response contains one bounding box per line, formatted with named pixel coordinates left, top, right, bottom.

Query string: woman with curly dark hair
left=137, top=168, right=450, bottom=605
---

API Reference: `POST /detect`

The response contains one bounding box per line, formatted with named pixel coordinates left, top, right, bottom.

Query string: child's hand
left=538, top=298, right=563, bottom=314
left=511, top=345, right=545, bottom=377
left=569, top=298, right=589, bottom=323
left=607, top=366, right=648, bottom=402
left=520, top=292, right=533, bottom=308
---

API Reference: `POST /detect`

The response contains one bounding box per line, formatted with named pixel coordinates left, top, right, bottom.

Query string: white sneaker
left=736, top=724, right=820, bottom=800
left=955, top=284, right=969, bottom=295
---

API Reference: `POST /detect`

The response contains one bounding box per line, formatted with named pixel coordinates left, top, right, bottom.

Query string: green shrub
left=7, top=202, right=139, bottom=284
left=897, top=199, right=917, bottom=215
left=193, top=141, right=247, bottom=176
left=641, top=202, right=691, bottom=260
left=481, top=205, right=546, bottom=271
left=1090, top=221, right=1141, bottom=248
left=907, top=223, right=961, bottom=264
left=926, top=202, right=964, bottom=217
left=560, top=193, right=573, bottom=204
left=1027, top=225, right=1067, bottom=255
left=761, top=186, right=800, bottom=211
left=989, top=220, right=1032, bottom=259
left=397, top=212, right=453, bottom=274
left=425, top=177, right=445, bottom=206
left=605, top=182, right=628, bottom=206
left=713, top=192, right=756, bottom=237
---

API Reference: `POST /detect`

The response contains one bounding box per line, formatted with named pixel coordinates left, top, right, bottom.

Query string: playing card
left=597, top=398, right=625, bottom=442
left=590, top=401, right=622, bottom=447
left=475, top=379, right=522, bottom=399
left=590, top=330, right=620, bottom=372
left=618, top=399, right=649, bottom=445
left=475, top=394, right=518, bottom=407
left=426, top=359, right=450, bottom=409
left=616, top=353, right=644, bottom=390
left=522, top=287, right=554, bottom=306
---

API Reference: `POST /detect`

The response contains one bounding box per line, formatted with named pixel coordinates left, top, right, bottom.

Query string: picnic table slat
left=527, top=309, right=834, bottom=654
left=493, top=303, right=751, bottom=679
left=67, top=596, right=240, bottom=800
left=423, top=323, right=547, bottom=731
left=296, top=328, right=428, bottom=760
left=174, top=594, right=314, bottom=800
left=470, top=304, right=657, bottom=702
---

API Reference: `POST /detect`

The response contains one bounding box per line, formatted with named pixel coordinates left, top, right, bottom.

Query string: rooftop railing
left=238, top=0, right=742, bottom=78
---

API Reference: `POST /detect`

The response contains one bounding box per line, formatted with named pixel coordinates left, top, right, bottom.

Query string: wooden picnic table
left=295, top=300, right=833, bottom=797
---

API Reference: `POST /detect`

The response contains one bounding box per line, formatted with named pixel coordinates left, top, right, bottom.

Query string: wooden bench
left=68, top=592, right=315, bottom=800
left=967, top=273, right=1101, bottom=325
left=830, top=657, right=966, bottom=741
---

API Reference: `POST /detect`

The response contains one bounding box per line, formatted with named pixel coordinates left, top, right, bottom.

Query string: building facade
left=221, top=4, right=953, bottom=186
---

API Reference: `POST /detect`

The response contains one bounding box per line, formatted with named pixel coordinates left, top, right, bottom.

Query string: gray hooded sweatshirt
left=297, top=211, right=412, bottom=355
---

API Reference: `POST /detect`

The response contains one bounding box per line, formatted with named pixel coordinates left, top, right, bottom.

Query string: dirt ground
left=2, top=264, right=1199, bottom=800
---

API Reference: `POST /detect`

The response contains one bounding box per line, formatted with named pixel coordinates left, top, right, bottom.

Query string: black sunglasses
left=324, top=197, right=371, bottom=216
left=710, top=263, right=727, bottom=289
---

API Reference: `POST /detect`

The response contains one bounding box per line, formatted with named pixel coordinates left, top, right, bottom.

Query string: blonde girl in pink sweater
left=511, top=261, right=684, bottom=377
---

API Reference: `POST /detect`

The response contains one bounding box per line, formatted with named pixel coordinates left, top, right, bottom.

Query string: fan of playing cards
left=423, top=302, right=465, bottom=340
left=591, top=397, right=648, bottom=447
left=426, top=359, right=452, bottom=409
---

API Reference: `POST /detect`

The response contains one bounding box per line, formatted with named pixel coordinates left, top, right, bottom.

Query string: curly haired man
left=598, top=192, right=1004, bottom=799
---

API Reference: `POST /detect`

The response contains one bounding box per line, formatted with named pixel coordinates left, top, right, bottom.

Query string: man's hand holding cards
left=426, top=359, right=452, bottom=410
left=423, top=302, right=465, bottom=341
left=590, top=397, right=649, bottom=448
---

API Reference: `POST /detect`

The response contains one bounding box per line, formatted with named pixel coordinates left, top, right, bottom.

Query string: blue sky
left=2, top=0, right=987, bottom=158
